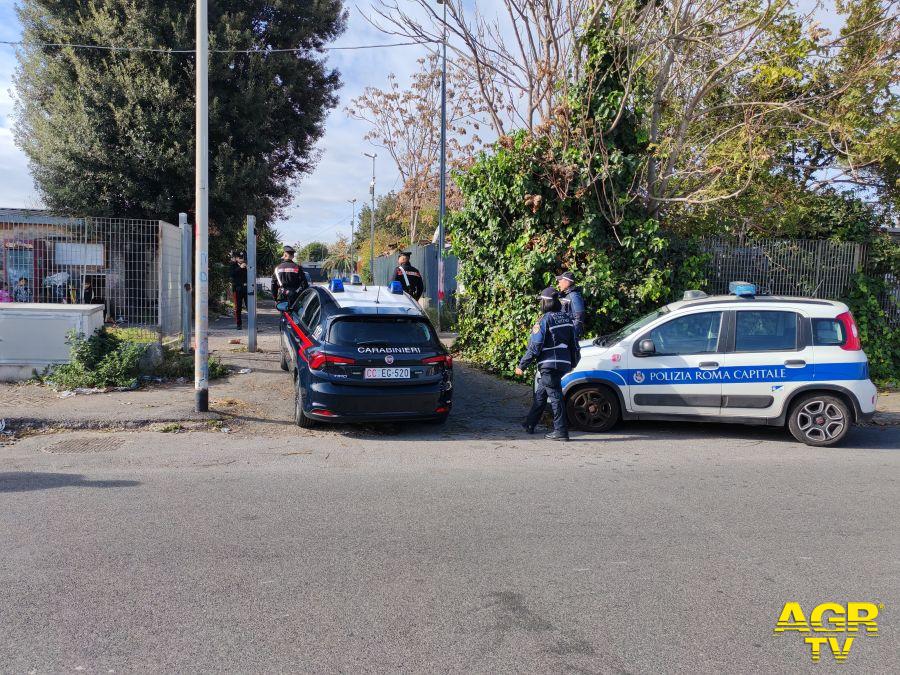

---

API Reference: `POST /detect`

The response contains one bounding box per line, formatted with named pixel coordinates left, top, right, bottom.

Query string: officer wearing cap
left=271, top=245, right=308, bottom=305
left=393, top=251, right=425, bottom=301
left=229, top=250, right=249, bottom=329
left=556, top=271, right=586, bottom=339
left=515, top=287, right=581, bottom=441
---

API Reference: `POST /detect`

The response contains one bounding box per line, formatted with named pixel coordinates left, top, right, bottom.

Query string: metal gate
left=699, top=237, right=865, bottom=299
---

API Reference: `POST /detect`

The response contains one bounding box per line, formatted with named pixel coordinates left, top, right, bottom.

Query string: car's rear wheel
left=294, top=378, right=316, bottom=428
left=788, top=393, right=851, bottom=446
left=280, top=343, right=289, bottom=371
left=566, top=385, right=620, bottom=432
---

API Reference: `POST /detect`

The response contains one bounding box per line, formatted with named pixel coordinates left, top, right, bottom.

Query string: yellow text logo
left=774, top=602, right=882, bottom=662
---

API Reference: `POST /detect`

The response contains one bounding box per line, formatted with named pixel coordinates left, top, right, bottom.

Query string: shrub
left=845, top=235, right=900, bottom=385
left=50, top=329, right=142, bottom=389
left=47, top=328, right=230, bottom=390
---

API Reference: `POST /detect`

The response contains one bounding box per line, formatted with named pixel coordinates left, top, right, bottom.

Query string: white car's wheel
left=788, top=393, right=851, bottom=446
left=566, top=385, right=620, bottom=432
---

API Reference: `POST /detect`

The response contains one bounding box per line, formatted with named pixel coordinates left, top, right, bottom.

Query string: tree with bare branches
left=347, top=53, right=483, bottom=244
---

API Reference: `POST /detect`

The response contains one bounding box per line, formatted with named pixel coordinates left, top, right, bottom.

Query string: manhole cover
left=43, top=437, right=124, bottom=454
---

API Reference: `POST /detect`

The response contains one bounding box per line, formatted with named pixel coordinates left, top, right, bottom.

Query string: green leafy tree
left=296, top=241, right=329, bottom=262
left=14, top=0, right=347, bottom=290
left=354, top=192, right=406, bottom=243
left=451, top=23, right=705, bottom=373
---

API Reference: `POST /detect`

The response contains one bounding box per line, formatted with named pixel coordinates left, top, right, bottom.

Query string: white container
left=0, top=303, right=105, bottom=381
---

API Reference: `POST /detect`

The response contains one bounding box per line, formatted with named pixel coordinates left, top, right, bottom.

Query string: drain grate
left=43, top=437, right=124, bottom=454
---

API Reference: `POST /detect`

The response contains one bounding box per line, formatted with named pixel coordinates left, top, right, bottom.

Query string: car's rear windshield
left=328, top=318, right=438, bottom=347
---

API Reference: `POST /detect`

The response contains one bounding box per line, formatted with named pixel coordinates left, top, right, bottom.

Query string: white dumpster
left=0, top=303, right=105, bottom=381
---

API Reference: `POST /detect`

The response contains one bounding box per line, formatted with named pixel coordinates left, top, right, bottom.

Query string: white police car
left=562, top=283, right=877, bottom=446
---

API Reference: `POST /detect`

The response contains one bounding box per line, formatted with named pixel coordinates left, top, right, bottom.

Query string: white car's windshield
left=596, top=307, right=670, bottom=346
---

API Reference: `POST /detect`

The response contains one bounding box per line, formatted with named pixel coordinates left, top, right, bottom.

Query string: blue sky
left=0, top=1, right=844, bottom=246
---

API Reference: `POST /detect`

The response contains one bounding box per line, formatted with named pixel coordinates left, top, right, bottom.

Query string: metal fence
left=374, top=243, right=458, bottom=307
left=0, top=211, right=183, bottom=341
left=697, top=237, right=866, bottom=299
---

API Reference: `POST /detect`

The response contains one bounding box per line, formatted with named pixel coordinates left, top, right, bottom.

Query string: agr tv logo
left=774, top=601, right=882, bottom=662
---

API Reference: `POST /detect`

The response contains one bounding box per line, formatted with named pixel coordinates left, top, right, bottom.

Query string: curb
left=4, top=413, right=223, bottom=434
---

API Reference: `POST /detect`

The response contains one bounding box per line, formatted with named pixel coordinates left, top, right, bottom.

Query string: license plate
left=364, top=367, right=411, bottom=379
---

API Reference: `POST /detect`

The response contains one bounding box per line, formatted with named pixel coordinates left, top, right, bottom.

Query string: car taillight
left=835, top=311, right=861, bottom=351
left=308, top=353, right=356, bottom=370
left=422, top=355, right=453, bottom=368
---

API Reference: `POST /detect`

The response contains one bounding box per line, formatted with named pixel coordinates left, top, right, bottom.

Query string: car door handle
left=699, top=361, right=719, bottom=369
left=784, top=359, right=806, bottom=368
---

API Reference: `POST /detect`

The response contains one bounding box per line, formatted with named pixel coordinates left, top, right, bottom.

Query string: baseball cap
left=555, top=271, right=576, bottom=283
left=539, top=286, right=559, bottom=300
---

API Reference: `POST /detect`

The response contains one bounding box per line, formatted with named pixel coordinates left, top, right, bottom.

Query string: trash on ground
left=229, top=339, right=242, bottom=345
left=237, top=368, right=252, bottom=374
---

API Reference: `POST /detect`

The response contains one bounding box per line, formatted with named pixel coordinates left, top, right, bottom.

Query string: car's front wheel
left=566, top=385, right=620, bottom=432
left=787, top=393, right=851, bottom=446
left=294, top=378, right=316, bottom=429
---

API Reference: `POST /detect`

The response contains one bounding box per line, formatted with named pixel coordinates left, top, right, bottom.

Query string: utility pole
left=436, top=0, right=448, bottom=331
left=179, top=212, right=192, bottom=354
left=364, top=153, right=377, bottom=283
left=347, top=198, right=357, bottom=275
left=246, top=215, right=257, bottom=353
left=194, top=0, right=209, bottom=412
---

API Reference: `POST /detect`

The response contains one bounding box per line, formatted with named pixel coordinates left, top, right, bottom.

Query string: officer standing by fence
left=393, top=251, right=425, bottom=301
left=556, top=271, right=586, bottom=339
left=515, top=287, right=581, bottom=441
left=271, top=245, right=308, bottom=306
left=228, top=251, right=249, bottom=329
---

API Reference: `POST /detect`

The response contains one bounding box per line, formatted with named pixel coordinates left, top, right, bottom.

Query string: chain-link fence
left=0, top=210, right=183, bottom=342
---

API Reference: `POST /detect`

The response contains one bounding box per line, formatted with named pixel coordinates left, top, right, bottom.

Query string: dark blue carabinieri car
left=277, top=279, right=453, bottom=427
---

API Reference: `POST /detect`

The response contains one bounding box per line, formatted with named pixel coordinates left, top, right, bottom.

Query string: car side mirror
left=637, top=338, right=655, bottom=356
left=275, top=301, right=289, bottom=313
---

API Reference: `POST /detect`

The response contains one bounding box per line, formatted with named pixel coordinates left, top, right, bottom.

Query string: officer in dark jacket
left=556, top=271, right=586, bottom=339
left=229, top=251, right=249, bottom=329
left=271, top=245, right=308, bottom=306
left=515, top=287, right=581, bottom=441
left=393, top=252, right=425, bottom=301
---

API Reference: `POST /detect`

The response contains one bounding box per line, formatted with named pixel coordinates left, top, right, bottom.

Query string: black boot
left=544, top=430, right=570, bottom=441
left=521, top=420, right=535, bottom=434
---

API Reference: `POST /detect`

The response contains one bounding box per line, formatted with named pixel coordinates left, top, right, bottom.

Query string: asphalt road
left=1, top=411, right=898, bottom=672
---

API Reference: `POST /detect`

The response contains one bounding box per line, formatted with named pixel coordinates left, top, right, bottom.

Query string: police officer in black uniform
left=393, top=251, right=425, bottom=301
left=229, top=250, right=249, bottom=329
left=271, top=245, right=308, bottom=306
left=556, top=271, right=586, bottom=339
left=515, top=287, right=581, bottom=441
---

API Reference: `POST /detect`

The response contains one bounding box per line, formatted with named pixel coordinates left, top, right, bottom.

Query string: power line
left=0, top=39, right=432, bottom=54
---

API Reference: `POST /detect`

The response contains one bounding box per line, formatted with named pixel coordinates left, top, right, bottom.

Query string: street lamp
left=435, top=0, right=448, bottom=330
left=363, top=152, right=377, bottom=283
left=347, top=198, right=357, bottom=274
